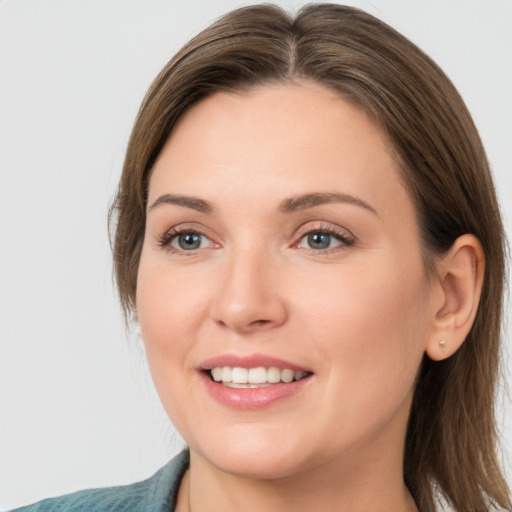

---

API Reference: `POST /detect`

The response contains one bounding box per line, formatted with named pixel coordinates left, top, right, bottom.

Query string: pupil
left=179, top=233, right=201, bottom=250
left=308, top=232, right=330, bottom=249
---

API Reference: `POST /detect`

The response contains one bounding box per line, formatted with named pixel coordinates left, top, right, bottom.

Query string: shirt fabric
left=10, top=450, right=190, bottom=512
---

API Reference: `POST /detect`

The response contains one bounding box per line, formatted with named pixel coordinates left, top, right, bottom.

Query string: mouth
left=198, top=354, right=314, bottom=408
left=205, top=366, right=312, bottom=388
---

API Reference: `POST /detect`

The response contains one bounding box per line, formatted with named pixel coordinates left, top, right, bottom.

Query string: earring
left=439, top=340, right=447, bottom=353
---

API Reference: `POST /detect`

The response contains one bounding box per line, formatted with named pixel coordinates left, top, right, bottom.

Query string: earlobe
left=425, top=234, right=485, bottom=361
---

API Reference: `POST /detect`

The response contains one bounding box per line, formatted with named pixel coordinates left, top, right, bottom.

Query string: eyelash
left=157, top=223, right=356, bottom=255
left=294, top=223, right=356, bottom=254
left=157, top=225, right=214, bottom=254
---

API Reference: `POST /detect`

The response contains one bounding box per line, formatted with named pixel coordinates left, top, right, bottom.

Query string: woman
left=11, top=4, right=510, bottom=511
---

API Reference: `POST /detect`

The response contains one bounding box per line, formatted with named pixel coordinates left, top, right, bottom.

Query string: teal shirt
left=10, top=450, right=189, bottom=512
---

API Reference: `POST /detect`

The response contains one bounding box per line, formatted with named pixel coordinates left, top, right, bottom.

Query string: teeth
left=212, top=367, right=223, bottom=382
left=248, top=367, right=267, bottom=384
left=267, top=367, right=281, bottom=383
left=232, top=367, right=248, bottom=384
left=221, top=366, right=232, bottom=383
left=209, top=366, right=310, bottom=386
left=281, top=369, right=294, bottom=383
left=294, top=371, right=307, bottom=381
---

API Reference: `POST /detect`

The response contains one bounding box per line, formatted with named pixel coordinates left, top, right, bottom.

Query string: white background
left=1, top=0, right=511, bottom=509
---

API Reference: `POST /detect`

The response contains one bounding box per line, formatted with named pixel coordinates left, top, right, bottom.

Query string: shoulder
left=10, top=450, right=189, bottom=512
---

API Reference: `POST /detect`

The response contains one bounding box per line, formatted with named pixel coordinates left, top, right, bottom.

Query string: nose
left=210, top=247, right=288, bottom=334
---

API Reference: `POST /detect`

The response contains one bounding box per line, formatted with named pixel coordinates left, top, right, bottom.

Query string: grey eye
left=307, top=232, right=332, bottom=249
left=297, top=231, right=345, bottom=251
left=174, top=233, right=204, bottom=250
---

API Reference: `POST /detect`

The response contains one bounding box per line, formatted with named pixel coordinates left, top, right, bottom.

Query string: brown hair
left=110, top=4, right=509, bottom=510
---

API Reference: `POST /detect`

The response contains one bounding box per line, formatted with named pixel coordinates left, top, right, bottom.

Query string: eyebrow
left=149, top=194, right=215, bottom=214
left=279, top=192, right=378, bottom=216
left=148, top=191, right=378, bottom=217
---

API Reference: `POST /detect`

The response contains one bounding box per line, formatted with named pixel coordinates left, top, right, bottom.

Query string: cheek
left=293, top=257, right=429, bottom=418
left=135, top=257, right=213, bottom=414
left=136, top=259, right=209, bottom=353
left=136, top=259, right=212, bottom=434
left=295, top=257, right=429, bottom=347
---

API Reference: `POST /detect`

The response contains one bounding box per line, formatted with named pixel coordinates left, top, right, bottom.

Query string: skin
left=136, top=81, right=482, bottom=511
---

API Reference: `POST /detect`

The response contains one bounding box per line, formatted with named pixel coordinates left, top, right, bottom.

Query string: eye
left=295, top=226, right=355, bottom=253
left=298, top=231, right=343, bottom=250
left=158, top=227, right=215, bottom=253
left=172, top=232, right=208, bottom=251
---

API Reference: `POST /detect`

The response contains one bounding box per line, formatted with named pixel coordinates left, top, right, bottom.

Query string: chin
left=190, top=428, right=314, bottom=480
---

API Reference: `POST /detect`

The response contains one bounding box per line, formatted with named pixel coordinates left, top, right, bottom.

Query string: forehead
left=149, top=81, right=409, bottom=219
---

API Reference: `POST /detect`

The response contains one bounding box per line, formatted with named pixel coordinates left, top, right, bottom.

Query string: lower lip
left=199, top=372, right=312, bottom=410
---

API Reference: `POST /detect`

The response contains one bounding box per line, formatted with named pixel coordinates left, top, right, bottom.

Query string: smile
left=209, top=366, right=310, bottom=387
left=199, top=355, right=314, bottom=409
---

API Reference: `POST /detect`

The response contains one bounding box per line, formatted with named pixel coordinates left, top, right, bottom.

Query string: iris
left=178, top=233, right=202, bottom=250
left=307, top=232, right=332, bottom=249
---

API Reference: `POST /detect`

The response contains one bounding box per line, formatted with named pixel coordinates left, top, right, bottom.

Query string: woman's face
left=137, top=82, right=435, bottom=480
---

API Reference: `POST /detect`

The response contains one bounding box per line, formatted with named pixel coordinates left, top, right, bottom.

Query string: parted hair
left=110, top=4, right=509, bottom=510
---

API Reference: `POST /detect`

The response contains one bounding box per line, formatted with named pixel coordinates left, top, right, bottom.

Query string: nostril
left=251, top=319, right=271, bottom=326
left=246, top=319, right=275, bottom=331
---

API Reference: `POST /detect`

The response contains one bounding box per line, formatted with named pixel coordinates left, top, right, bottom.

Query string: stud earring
left=439, top=340, right=447, bottom=353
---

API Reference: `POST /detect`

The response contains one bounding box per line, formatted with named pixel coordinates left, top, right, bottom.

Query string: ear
left=425, top=234, right=485, bottom=361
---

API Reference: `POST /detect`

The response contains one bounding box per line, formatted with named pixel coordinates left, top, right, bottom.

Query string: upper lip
left=199, top=353, right=312, bottom=372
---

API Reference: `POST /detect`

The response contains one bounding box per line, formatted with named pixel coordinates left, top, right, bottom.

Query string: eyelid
left=157, top=223, right=219, bottom=253
left=292, top=221, right=356, bottom=251
left=155, top=220, right=355, bottom=254
left=294, top=221, right=355, bottom=240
